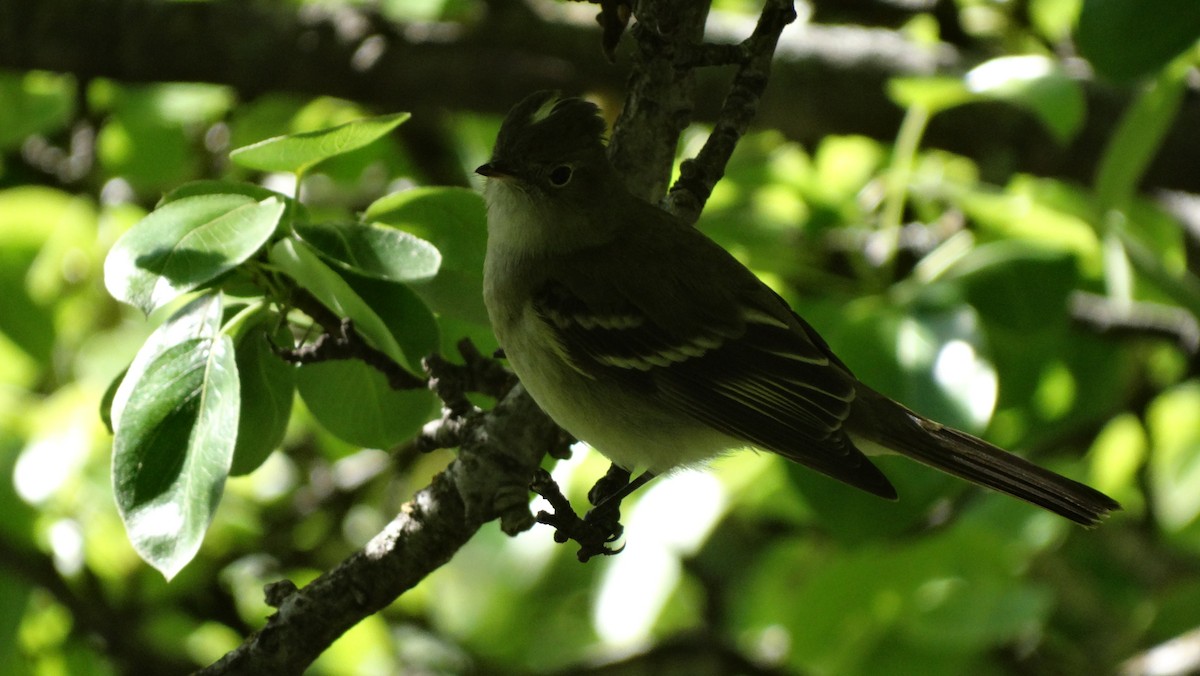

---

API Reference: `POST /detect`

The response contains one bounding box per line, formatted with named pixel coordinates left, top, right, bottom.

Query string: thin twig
left=665, top=0, right=797, bottom=224
left=1070, top=290, right=1200, bottom=355
left=279, top=289, right=427, bottom=390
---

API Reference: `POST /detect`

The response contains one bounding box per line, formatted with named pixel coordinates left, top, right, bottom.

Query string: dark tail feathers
left=855, top=391, right=1120, bottom=527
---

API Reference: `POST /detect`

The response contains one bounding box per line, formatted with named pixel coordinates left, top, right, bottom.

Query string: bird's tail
left=852, top=388, right=1120, bottom=527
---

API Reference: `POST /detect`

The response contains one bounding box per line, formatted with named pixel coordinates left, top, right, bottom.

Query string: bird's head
left=477, top=91, right=626, bottom=254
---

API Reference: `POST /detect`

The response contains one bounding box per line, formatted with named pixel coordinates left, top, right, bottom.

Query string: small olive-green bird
left=477, top=91, right=1118, bottom=526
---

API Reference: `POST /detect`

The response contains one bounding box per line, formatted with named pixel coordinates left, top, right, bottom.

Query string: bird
left=476, top=90, right=1119, bottom=529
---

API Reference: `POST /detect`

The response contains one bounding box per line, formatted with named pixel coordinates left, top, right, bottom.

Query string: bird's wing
left=533, top=233, right=896, bottom=498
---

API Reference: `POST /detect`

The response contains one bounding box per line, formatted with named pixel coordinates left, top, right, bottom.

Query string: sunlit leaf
left=1147, top=383, right=1200, bottom=531
left=887, top=76, right=974, bottom=115
left=104, top=194, right=284, bottom=314
left=229, top=112, right=410, bottom=174
left=96, top=117, right=195, bottom=193
left=295, top=221, right=441, bottom=283
left=159, top=180, right=288, bottom=207
left=111, top=291, right=239, bottom=580
left=111, top=293, right=225, bottom=431
left=965, top=56, right=1085, bottom=143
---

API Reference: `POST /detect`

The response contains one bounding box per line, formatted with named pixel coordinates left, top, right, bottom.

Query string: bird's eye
left=548, top=165, right=573, bottom=187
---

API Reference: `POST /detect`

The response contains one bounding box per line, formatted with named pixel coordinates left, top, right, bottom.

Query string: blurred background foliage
left=1, top=0, right=1199, bottom=673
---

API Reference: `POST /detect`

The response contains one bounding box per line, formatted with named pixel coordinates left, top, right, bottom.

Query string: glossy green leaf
left=1077, top=0, right=1200, bottom=82
left=104, top=194, right=285, bottom=314
left=230, top=320, right=295, bottom=476
left=159, top=180, right=305, bottom=230
left=296, top=360, right=435, bottom=449
left=111, top=293, right=225, bottom=431
left=296, top=221, right=441, bottom=283
left=343, top=273, right=440, bottom=372
left=364, top=187, right=490, bottom=324
left=229, top=112, right=410, bottom=174
left=111, top=292, right=239, bottom=580
left=158, top=180, right=290, bottom=207
left=268, top=238, right=409, bottom=366
left=99, top=366, right=128, bottom=435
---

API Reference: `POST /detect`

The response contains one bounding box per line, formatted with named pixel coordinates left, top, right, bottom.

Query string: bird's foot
left=530, top=469, right=625, bottom=562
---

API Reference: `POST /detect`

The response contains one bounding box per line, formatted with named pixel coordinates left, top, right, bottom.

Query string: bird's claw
left=530, top=469, right=626, bottom=562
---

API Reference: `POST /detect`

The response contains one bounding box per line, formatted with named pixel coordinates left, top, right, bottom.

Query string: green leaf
left=296, top=360, right=435, bottom=449
left=364, top=187, right=490, bottom=324
left=947, top=243, right=1077, bottom=336
left=887, top=76, right=974, bottom=115
left=0, top=186, right=95, bottom=366
left=99, top=366, right=128, bottom=435
left=1077, top=0, right=1200, bottom=82
left=788, top=293, right=998, bottom=541
left=229, top=112, right=410, bottom=175
left=111, top=293, right=225, bottom=431
left=1094, top=59, right=1190, bottom=210
left=343, top=273, right=441, bottom=372
left=230, top=320, right=295, bottom=476
left=0, top=574, right=32, bottom=675
left=0, top=71, right=73, bottom=150
left=295, top=221, right=441, bottom=283
left=1146, top=383, right=1200, bottom=531
left=964, top=56, right=1085, bottom=143
left=104, top=194, right=285, bottom=314
left=945, top=243, right=1077, bottom=408
left=111, top=292, right=239, bottom=580
left=158, top=179, right=290, bottom=207
left=268, top=238, right=409, bottom=366
left=96, top=117, right=195, bottom=194
left=158, top=180, right=305, bottom=232
left=742, top=526, right=1044, bottom=675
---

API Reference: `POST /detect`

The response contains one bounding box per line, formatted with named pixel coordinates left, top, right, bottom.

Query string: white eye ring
left=548, top=165, right=573, bottom=187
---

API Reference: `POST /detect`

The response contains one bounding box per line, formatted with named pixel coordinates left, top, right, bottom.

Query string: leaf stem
left=877, top=102, right=931, bottom=277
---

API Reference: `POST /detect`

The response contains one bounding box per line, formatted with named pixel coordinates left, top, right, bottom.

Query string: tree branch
left=606, top=0, right=712, bottom=201
left=195, top=382, right=561, bottom=674
left=4, top=0, right=1198, bottom=193
left=1069, top=290, right=1200, bottom=355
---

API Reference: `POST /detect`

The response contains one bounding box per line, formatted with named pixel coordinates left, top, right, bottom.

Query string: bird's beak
left=476, top=162, right=515, bottom=179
